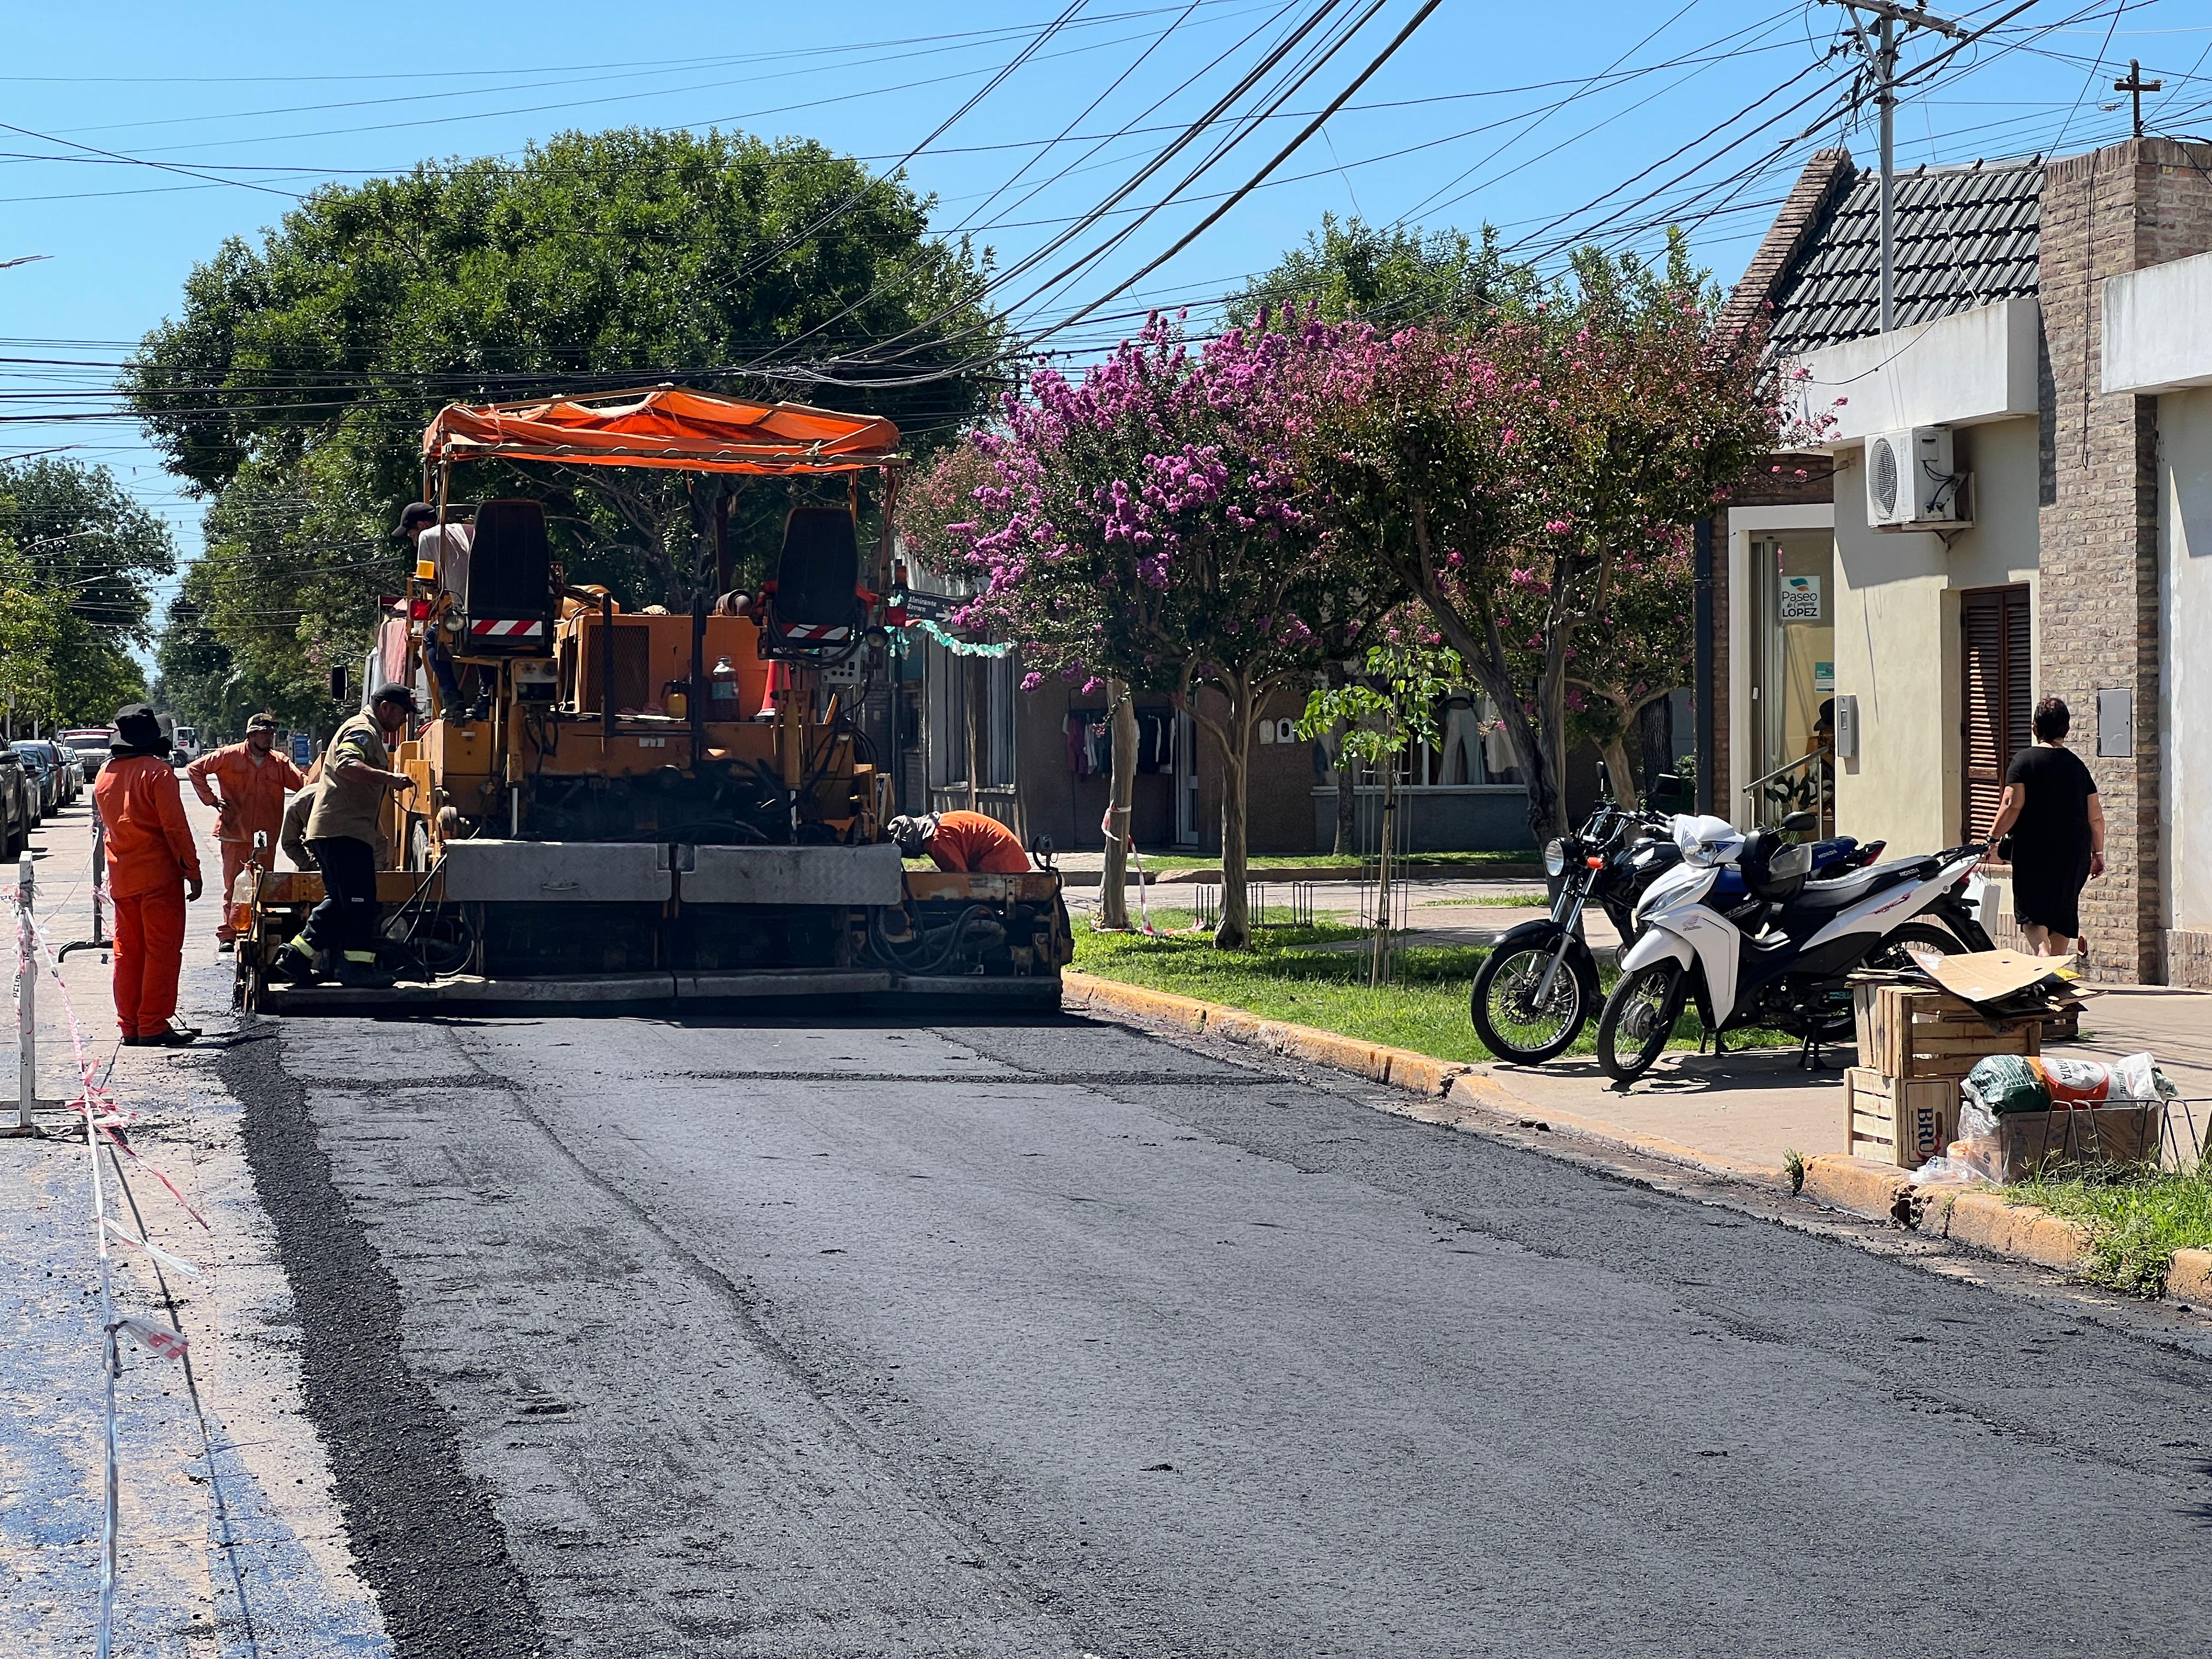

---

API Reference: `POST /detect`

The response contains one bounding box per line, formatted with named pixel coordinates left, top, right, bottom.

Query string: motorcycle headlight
left=1543, top=838, right=1566, bottom=878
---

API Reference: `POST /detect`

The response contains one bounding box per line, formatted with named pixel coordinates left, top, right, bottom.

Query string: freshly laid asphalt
left=233, top=1006, right=2212, bottom=1659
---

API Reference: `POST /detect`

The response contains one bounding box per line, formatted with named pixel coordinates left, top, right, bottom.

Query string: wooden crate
left=1850, top=981, right=2041, bottom=1081
left=1844, top=1067, right=1958, bottom=1168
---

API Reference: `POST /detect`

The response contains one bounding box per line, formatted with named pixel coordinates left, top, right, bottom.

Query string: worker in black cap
left=274, top=683, right=416, bottom=988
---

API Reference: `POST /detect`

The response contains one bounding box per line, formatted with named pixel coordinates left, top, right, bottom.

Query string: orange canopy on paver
left=423, top=386, right=901, bottom=475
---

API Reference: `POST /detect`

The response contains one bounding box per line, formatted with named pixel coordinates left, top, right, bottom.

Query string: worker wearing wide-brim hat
left=91, top=704, right=204, bottom=1046
left=273, top=685, right=416, bottom=989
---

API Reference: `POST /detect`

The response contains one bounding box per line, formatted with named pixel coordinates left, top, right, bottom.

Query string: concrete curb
left=1800, top=1156, right=2096, bottom=1271
left=1062, top=972, right=1786, bottom=1189
left=1068, top=973, right=2209, bottom=1307
left=2169, top=1248, right=2212, bottom=1304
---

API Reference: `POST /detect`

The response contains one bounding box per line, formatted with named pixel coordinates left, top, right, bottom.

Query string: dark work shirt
left=2004, top=743, right=2096, bottom=866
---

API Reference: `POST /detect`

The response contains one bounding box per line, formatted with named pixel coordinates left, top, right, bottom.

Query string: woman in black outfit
left=1988, top=696, right=2106, bottom=957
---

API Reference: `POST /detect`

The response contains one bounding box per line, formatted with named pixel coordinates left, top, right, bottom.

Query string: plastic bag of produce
left=1962, top=1054, right=2049, bottom=1116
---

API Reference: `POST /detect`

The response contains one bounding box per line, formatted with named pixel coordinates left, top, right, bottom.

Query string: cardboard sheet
left=1904, top=946, right=2078, bottom=1007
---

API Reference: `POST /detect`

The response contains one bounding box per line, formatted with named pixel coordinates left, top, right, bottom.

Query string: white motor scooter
left=1595, top=814, right=1989, bottom=1083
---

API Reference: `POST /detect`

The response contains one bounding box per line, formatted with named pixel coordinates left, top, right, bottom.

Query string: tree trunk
left=1212, top=679, right=1256, bottom=950
left=1098, top=682, right=1138, bottom=930
left=1636, top=693, right=1673, bottom=797
left=1600, top=731, right=1641, bottom=810
left=1333, top=744, right=1358, bottom=856
left=1324, top=662, right=1357, bottom=856
left=1396, top=499, right=1568, bottom=848
left=1370, top=752, right=1398, bottom=988
left=962, top=658, right=985, bottom=812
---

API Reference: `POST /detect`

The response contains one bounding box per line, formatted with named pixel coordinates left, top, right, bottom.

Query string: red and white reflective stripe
left=469, top=618, right=545, bottom=638
left=780, top=623, right=853, bottom=641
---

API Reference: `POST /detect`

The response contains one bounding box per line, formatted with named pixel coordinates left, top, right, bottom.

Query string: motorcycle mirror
left=1595, top=759, right=1613, bottom=800
left=1648, top=771, right=1685, bottom=810
left=1781, top=810, right=1819, bottom=835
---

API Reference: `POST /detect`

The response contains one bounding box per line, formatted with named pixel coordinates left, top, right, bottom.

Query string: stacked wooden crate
left=1844, top=977, right=2046, bottom=1167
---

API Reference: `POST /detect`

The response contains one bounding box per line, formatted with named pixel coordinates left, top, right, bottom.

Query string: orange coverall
left=92, top=755, right=203, bottom=1040
left=187, top=743, right=306, bottom=940
left=926, top=810, right=1032, bottom=874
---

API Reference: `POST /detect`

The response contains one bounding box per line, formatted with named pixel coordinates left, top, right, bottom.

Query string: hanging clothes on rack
left=1480, top=696, right=1522, bottom=783
left=1135, top=709, right=1173, bottom=774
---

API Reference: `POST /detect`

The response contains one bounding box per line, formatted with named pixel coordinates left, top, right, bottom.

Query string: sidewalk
left=3, top=787, right=387, bottom=1654
left=1067, top=867, right=2212, bottom=1178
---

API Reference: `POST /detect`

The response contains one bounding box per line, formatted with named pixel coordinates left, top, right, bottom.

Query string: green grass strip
left=2004, top=1165, right=2212, bottom=1297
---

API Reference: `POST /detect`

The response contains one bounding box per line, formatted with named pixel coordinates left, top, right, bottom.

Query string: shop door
left=1961, top=584, right=2032, bottom=843
left=1750, top=534, right=1837, bottom=826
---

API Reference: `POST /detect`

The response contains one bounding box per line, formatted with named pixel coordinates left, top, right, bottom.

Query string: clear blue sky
left=4, top=0, right=2208, bottom=637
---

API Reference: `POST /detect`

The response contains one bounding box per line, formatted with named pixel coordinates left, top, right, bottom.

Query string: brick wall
left=2036, top=139, right=2212, bottom=983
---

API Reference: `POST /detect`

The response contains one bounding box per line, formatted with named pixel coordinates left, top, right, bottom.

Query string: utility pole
left=1829, top=1, right=1965, bottom=335
left=2114, top=60, right=2162, bottom=140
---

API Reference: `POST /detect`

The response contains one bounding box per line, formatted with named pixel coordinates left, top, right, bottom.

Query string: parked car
left=60, top=727, right=114, bottom=780
left=0, top=743, right=32, bottom=859
left=171, top=724, right=202, bottom=766
left=17, top=741, right=78, bottom=808
left=16, top=746, right=59, bottom=820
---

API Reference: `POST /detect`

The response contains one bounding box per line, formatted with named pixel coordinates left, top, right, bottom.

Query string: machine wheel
left=1596, top=961, right=1688, bottom=1084
left=1471, top=938, right=1597, bottom=1064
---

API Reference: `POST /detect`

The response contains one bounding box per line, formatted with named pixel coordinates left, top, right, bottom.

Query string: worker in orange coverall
left=887, top=810, right=1032, bottom=873
left=187, top=711, right=305, bottom=950
left=91, top=704, right=204, bottom=1047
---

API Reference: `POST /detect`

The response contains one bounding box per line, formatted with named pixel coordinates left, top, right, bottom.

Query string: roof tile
left=1765, top=156, right=2042, bottom=356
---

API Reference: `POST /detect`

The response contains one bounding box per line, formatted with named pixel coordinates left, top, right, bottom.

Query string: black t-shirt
left=2004, top=743, right=2096, bottom=865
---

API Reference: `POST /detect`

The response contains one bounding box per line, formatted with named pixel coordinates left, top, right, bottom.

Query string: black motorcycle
left=1469, top=771, right=1881, bottom=1065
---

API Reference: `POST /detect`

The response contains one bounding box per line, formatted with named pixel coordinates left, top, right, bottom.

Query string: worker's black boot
left=272, top=941, right=319, bottom=985
left=335, top=952, right=397, bottom=989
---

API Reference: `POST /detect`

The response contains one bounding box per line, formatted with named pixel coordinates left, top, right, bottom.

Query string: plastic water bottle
left=709, top=656, right=741, bottom=715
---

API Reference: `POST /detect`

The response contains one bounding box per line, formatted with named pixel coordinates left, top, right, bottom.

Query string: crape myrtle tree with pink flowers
left=1304, top=239, right=1787, bottom=845
left=948, top=312, right=1392, bottom=949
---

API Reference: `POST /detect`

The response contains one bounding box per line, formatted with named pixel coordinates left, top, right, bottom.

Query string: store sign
left=1779, top=574, right=1823, bottom=623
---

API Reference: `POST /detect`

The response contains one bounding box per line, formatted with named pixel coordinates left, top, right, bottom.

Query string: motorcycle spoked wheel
left=1596, top=960, right=1689, bottom=1083
left=1470, top=940, right=1600, bottom=1064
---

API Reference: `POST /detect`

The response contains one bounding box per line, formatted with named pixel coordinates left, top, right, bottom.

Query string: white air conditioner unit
left=1865, top=426, right=1968, bottom=528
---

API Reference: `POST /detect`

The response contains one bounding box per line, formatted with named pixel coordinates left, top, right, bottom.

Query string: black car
left=0, top=743, right=33, bottom=859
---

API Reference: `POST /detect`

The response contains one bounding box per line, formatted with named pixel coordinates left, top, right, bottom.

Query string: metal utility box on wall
left=1865, top=427, right=1970, bottom=528
left=1832, top=693, right=1860, bottom=761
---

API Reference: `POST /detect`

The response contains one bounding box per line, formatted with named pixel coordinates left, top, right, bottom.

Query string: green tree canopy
left=0, top=458, right=166, bottom=725
left=128, top=125, right=1008, bottom=713
left=1225, top=213, right=1539, bottom=330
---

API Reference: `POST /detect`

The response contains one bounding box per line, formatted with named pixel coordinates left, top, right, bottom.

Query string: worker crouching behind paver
left=888, top=810, right=1032, bottom=873
left=92, top=704, right=204, bottom=1047
left=187, top=710, right=305, bottom=953
left=273, top=684, right=416, bottom=989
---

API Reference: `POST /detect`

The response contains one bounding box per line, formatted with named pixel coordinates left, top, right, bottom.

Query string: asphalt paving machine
left=236, top=387, right=1070, bottom=1012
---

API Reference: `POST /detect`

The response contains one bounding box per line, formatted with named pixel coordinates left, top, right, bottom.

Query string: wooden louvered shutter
left=1961, top=585, right=2032, bottom=844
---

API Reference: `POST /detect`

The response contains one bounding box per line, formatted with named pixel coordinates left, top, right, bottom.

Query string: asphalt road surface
left=231, top=1007, right=2212, bottom=1658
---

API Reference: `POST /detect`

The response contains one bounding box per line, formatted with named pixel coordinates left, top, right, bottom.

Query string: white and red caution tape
left=7, top=879, right=198, bottom=1658
left=1098, top=804, right=1159, bottom=937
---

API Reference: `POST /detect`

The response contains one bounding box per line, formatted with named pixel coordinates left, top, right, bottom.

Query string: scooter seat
left=1776, top=857, right=1923, bottom=919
